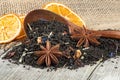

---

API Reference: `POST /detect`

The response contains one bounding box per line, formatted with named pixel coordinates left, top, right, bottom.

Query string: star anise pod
left=70, top=23, right=120, bottom=48
left=71, top=26, right=101, bottom=47
left=34, top=40, right=62, bottom=67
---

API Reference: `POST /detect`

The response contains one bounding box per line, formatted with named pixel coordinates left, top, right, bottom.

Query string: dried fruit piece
left=0, top=14, right=22, bottom=43
left=43, top=3, right=85, bottom=27
left=16, top=15, right=26, bottom=40
left=73, top=50, right=82, bottom=59
left=37, top=37, right=42, bottom=44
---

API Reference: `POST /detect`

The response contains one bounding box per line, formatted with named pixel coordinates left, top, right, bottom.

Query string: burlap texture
left=0, top=0, right=120, bottom=30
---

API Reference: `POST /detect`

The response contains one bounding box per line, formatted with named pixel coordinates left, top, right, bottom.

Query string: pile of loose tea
left=3, top=19, right=120, bottom=69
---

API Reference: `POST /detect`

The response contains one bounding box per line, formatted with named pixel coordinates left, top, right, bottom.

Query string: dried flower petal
left=73, top=50, right=82, bottom=59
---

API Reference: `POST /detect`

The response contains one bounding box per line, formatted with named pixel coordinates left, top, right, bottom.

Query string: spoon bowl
left=24, top=9, right=82, bottom=38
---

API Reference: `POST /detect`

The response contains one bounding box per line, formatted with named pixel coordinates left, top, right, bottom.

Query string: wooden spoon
left=24, top=9, right=80, bottom=37
left=24, top=9, right=120, bottom=44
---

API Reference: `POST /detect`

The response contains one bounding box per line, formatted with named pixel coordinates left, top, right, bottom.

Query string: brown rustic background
left=0, top=0, right=120, bottom=30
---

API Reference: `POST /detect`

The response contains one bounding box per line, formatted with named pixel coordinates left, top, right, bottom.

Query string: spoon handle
left=94, top=30, right=120, bottom=39
left=67, top=20, right=120, bottom=39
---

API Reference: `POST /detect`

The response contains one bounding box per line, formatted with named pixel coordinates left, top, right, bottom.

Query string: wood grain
left=0, top=58, right=98, bottom=80
left=88, top=57, right=120, bottom=80
left=0, top=55, right=120, bottom=80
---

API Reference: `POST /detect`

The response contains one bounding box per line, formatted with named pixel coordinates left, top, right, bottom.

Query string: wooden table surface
left=0, top=50, right=120, bottom=80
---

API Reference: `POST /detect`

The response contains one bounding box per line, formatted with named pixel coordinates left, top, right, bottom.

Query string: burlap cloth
left=0, top=0, right=120, bottom=30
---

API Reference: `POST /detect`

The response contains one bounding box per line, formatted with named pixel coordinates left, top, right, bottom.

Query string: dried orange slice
left=43, top=3, right=85, bottom=27
left=20, top=15, right=25, bottom=24
left=16, top=15, right=26, bottom=40
left=0, top=14, right=22, bottom=43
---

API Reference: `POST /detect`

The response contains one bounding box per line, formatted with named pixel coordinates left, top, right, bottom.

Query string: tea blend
left=3, top=19, right=120, bottom=69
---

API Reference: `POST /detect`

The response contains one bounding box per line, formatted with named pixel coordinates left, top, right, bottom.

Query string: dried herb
left=3, top=19, right=120, bottom=69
